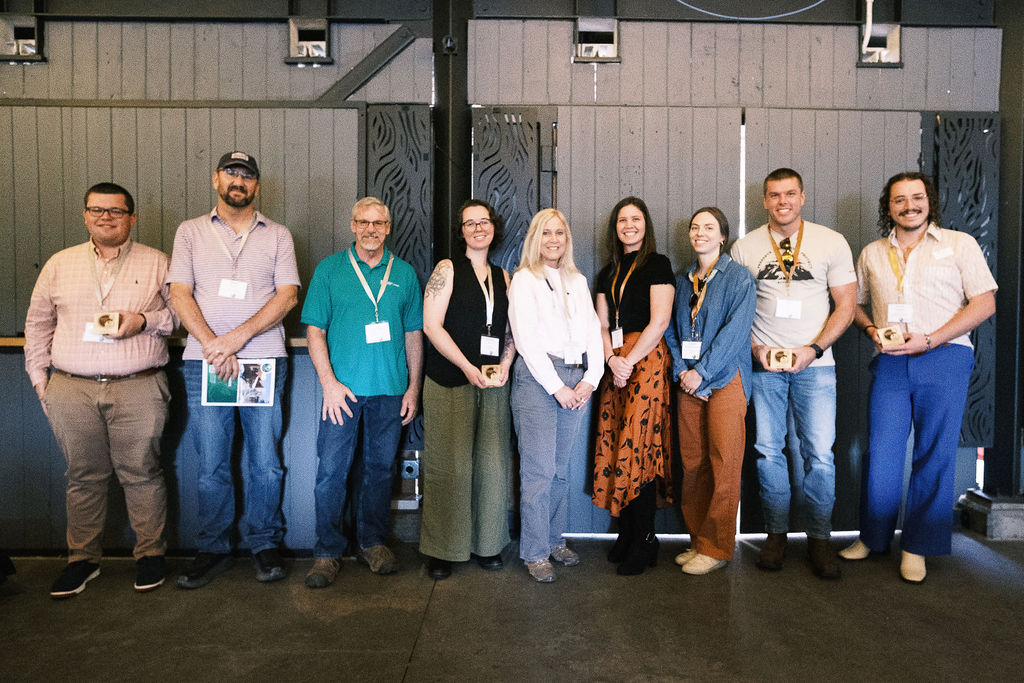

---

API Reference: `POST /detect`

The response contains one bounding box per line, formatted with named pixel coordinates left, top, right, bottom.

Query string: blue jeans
left=861, top=346, right=973, bottom=556
left=750, top=365, right=837, bottom=538
left=184, top=359, right=287, bottom=555
left=511, top=356, right=590, bottom=563
left=314, top=394, right=403, bottom=558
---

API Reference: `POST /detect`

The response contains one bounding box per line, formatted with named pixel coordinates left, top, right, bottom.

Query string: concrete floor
left=2, top=531, right=1023, bottom=682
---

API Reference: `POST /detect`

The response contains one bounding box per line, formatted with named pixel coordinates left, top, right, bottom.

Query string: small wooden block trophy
left=93, top=312, right=120, bottom=334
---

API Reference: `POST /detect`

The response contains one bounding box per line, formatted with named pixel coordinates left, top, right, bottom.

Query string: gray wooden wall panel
left=0, top=104, right=361, bottom=336
left=1, top=22, right=429, bottom=105
left=467, top=20, right=1001, bottom=112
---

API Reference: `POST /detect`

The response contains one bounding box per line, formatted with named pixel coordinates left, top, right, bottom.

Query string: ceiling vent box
left=574, top=17, right=619, bottom=63
left=285, top=17, right=333, bottom=66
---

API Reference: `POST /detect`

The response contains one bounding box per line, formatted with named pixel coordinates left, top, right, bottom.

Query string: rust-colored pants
left=675, top=372, right=746, bottom=560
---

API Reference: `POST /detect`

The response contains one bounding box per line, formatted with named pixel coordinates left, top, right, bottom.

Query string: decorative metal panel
left=472, top=108, right=542, bottom=272
left=366, top=104, right=433, bottom=288
left=922, top=111, right=999, bottom=447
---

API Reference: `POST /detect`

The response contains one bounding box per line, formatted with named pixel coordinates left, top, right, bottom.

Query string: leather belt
left=56, top=367, right=161, bottom=382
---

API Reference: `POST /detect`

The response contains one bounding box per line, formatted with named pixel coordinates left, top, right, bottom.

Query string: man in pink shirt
left=25, top=182, right=176, bottom=598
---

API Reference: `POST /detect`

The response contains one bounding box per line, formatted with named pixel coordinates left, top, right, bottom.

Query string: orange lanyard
left=610, top=256, right=638, bottom=328
left=768, top=221, right=803, bottom=285
left=690, top=254, right=721, bottom=325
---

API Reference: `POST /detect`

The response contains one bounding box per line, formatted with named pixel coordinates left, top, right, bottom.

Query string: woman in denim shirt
left=664, top=207, right=756, bottom=575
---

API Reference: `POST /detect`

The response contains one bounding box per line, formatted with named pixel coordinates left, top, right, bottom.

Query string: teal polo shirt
left=301, top=244, right=423, bottom=396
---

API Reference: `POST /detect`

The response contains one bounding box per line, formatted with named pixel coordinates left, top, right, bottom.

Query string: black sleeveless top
left=425, top=254, right=509, bottom=388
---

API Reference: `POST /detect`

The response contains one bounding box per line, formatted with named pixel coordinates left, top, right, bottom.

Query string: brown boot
left=808, top=537, right=841, bottom=579
left=756, top=533, right=787, bottom=571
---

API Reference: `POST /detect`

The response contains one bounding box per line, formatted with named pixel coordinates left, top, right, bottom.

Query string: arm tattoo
left=501, top=324, right=516, bottom=362
left=424, top=261, right=452, bottom=299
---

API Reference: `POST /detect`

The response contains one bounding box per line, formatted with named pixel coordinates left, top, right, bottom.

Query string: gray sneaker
left=526, top=558, right=555, bottom=583
left=549, top=545, right=580, bottom=567
left=358, top=545, right=399, bottom=575
left=305, top=557, right=340, bottom=588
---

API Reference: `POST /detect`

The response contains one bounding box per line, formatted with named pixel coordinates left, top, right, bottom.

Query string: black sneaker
left=134, top=555, right=166, bottom=592
left=50, top=559, right=100, bottom=599
left=176, top=552, right=232, bottom=589
left=253, top=548, right=286, bottom=583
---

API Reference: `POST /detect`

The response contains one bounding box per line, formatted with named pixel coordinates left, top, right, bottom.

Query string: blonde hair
left=518, top=208, right=579, bottom=278
left=351, top=196, right=391, bottom=223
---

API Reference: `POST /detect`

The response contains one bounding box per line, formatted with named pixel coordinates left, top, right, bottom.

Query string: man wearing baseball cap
left=168, top=151, right=301, bottom=588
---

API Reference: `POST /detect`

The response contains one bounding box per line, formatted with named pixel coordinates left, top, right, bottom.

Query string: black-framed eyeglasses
left=353, top=219, right=390, bottom=229
left=462, top=219, right=493, bottom=229
left=85, top=206, right=131, bottom=218
left=221, top=166, right=257, bottom=180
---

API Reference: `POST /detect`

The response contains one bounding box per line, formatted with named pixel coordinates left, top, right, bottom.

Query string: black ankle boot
left=617, top=533, right=659, bottom=575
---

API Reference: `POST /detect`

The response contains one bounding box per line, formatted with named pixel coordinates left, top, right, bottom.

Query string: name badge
left=775, top=299, right=802, bottom=319
left=681, top=340, right=702, bottom=360
left=887, top=303, right=913, bottom=324
left=365, top=321, right=391, bottom=344
left=610, top=327, right=624, bottom=349
left=480, top=335, right=500, bottom=357
left=563, top=348, right=583, bottom=365
left=218, top=278, right=248, bottom=300
left=82, top=322, right=115, bottom=344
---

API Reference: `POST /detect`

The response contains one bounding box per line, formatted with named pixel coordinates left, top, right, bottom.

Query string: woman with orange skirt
left=592, top=196, right=675, bottom=575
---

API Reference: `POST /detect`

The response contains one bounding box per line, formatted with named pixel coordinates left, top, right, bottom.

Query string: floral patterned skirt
left=591, top=333, right=674, bottom=516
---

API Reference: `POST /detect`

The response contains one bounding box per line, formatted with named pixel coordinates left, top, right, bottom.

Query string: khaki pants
left=45, top=371, right=169, bottom=561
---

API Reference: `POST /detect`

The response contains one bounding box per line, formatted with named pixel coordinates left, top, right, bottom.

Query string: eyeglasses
left=85, top=206, right=131, bottom=218
left=221, top=166, right=257, bottom=180
left=462, top=219, right=493, bottom=229
left=779, top=237, right=794, bottom=268
left=353, top=219, right=389, bottom=229
left=889, top=193, right=927, bottom=207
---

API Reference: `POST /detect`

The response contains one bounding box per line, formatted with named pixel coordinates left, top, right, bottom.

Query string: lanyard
left=475, top=263, right=495, bottom=335
left=349, top=248, right=395, bottom=323
left=886, top=246, right=908, bottom=293
left=90, top=240, right=132, bottom=307
left=609, top=255, right=639, bottom=329
left=768, top=221, right=804, bottom=285
left=209, top=214, right=258, bottom=276
left=689, top=254, right=721, bottom=325
left=544, top=272, right=573, bottom=324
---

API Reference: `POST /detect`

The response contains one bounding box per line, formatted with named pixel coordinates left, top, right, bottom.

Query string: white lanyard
left=475, top=263, right=495, bottom=335
left=349, top=248, right=395, bottom=323
left=90, top=240, right=131, bottom=307
left=209, top=215, right=258, bottom=276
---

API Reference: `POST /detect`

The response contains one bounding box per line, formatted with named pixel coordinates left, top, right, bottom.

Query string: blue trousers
left=750, top=366, right=837, bottom=538
left=313, top=394, right=403, bottom=558
left=860, top=345, right=973, bottom=556
left=510, top=356, right=589, bottom=563
left=184, top=360, right=287, bottom=555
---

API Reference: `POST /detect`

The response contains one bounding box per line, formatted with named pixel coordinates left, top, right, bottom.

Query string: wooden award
left=877, top=325, right=905, bottom=348
left=768, top=348, right=794, bottom=369
left=481, top=364, right=502, bottom=387
left=94, top=312, right=120, bottom=334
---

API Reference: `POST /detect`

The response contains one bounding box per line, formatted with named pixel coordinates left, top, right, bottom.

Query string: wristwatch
left=809, top=343, right=824, bottom=359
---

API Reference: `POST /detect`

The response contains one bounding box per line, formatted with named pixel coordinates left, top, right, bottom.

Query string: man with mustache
left=841, top=172, right=996, bottom=584
left=301, top=197, right=423, bottom=587
left=731, top=167, right=857, bottom=579
left=169, top=152, right=300, bottom=588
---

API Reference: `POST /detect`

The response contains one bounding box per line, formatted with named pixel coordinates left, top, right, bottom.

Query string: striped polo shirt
left=168, top=209, right=301, bottom=360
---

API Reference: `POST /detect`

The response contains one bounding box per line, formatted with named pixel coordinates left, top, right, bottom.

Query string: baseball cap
left=216, top=151, right=260, bottom=178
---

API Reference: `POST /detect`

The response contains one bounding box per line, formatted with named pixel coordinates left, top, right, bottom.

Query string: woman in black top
left=420, top=200, right=516, bottom=580
left=592, top=196, right=676, bottom=575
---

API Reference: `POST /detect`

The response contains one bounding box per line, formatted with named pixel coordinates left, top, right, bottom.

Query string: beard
left=220, top=185, right=255, bottom=208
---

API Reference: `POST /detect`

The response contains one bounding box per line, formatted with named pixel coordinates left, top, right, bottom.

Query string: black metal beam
left=316, top=25, right=416, bottom=104
left=432, top=0, right=471, bottom=263
left=990, top=0, right=1024, bottom=496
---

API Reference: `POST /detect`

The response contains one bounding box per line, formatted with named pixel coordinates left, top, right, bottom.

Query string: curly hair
left=877, top=172, right=941, bottom=237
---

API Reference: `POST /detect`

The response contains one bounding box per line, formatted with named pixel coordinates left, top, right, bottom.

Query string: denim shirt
left=664, top=253, right=757, bottom=400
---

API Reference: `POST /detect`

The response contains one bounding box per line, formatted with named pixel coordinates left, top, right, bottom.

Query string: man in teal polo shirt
left=302, top=196, right=423, bottom=588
